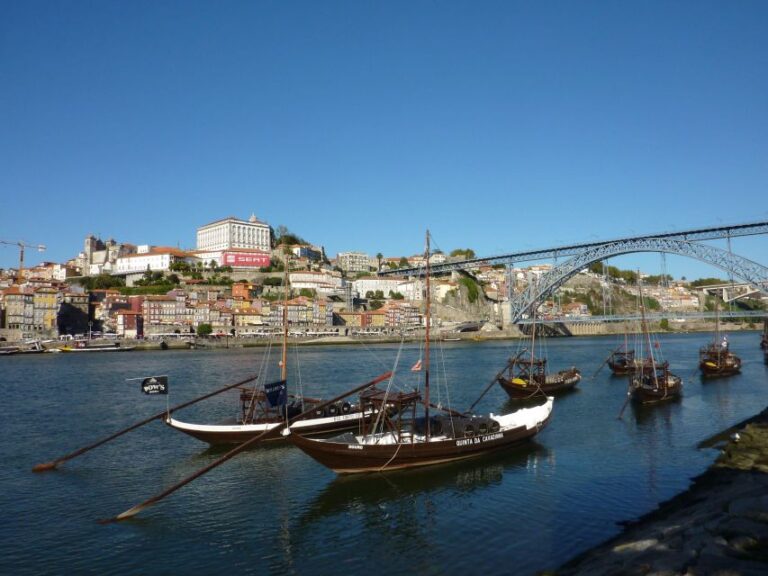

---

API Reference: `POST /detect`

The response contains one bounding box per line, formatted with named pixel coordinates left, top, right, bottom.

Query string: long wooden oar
left=466, top=350, right=526, bottom=413
left=100, top=370, right=393, bottom=523
left=617, top=386, right=633, bottom=420
left=591, top=350, right=615, bottom=380
left=33, top=374, right=260, bottom=473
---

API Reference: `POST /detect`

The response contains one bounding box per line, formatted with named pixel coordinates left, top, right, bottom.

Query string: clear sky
left=2, top=1, right=767, bottom=280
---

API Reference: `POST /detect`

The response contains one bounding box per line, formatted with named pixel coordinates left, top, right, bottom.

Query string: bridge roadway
left=380, top=220, right=768, bottom=276
left=516, top=310, right=767, bottom=324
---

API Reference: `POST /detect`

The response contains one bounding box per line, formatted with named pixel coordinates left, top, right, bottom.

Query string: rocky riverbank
left=553, top=408, right=768, bottom=576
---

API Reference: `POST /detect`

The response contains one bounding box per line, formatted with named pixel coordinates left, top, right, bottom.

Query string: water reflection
left=629, top=396, right=681, bottom=425
left=298, top=442, right=549, bottom=526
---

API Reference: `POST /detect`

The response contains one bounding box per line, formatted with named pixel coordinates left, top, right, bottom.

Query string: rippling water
left=2, top=332, right=767, bottom=575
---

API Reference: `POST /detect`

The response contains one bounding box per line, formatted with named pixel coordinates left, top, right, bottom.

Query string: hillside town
left=0, top=214, right=761, bottom=343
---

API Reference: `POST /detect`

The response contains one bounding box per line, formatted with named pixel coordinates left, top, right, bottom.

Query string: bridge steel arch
left=508, top=238, right=768, bottom=323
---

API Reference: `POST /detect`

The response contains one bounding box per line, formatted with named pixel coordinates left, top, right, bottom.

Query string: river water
left=2, top=332, right=767, bottom=575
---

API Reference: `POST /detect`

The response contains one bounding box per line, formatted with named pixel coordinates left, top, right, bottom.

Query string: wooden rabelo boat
left=699, top=339, right=741, bottom=377
left=165, top=387, right=378, bottom=446
left=497, top=357, right=580, bottom=400
left=289, top=231, right=554, bottom=474
left=628, top=279, right=681, bottom=405
left=497, top=308, right=580, bottom=400
left=166, top=266, right=384, bottom=446
left=699, top=307, right=741, bottom=377
left=607, top=348, right=636, bottom=375
left=630, top=360, right=682, bottom=405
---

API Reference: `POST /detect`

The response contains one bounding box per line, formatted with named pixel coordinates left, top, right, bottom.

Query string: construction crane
left=0, top=239, right=46, bottom=283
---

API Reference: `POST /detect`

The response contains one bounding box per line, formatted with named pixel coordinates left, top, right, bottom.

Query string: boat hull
left=166, top=409, right=374, bottom=446
left=498, top=370, right=580, bottom=400
left=290, top=399, right=553, bottom=474
left=630, top=376, right=682, bottom=405
left=59, top=346, right=135, bottom=352
left=699, top=357, right=741, bottom=377
left=608, top=362, right=633, bottom=375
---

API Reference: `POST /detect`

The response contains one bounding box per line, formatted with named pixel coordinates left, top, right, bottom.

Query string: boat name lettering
left=347, top=444, right=363, bottom=450
left=455, top=432, right=503, bottom=447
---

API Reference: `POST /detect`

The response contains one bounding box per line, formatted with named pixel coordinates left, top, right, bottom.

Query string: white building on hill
left=196, top=214, right=272, bottom=267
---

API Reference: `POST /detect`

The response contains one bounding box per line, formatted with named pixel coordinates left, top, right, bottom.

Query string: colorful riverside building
left=1, top=286, right=33, bottom=332
left=33, top=287, right=60, bottom=332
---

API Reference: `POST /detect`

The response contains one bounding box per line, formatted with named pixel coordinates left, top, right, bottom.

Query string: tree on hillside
left=689, top=277, right=726, bottom=288
left=450, top=248, right=476, bottom=259
left=274, top=225, right=307, bottom=247
left=376, top=252, right=383, bottom=272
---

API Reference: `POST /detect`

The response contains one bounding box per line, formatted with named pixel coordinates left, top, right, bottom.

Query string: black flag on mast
left=264, top=380, right=287, bottom=407
left=141, top=376, right=169, bottom=395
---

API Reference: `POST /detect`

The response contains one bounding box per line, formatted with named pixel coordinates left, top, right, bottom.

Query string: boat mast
left=714, top=300, right=722, bottom=362
left=530, top=303, right=537, bottom=379
left=424, top=230, right=431, bottom=439
left=638, top=275, right=659, bottom=389
left=281, top=255, right=289, bottom=381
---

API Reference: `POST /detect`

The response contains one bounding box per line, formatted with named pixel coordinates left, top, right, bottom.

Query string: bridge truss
left=381, top=220, right=768, bottom=276
left=508, top=238, right=768, bottom=323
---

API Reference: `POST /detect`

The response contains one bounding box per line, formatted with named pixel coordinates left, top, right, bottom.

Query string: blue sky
left=2, top=1, right=767, bottom=280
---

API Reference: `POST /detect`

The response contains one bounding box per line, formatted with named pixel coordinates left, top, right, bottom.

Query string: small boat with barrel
left=497, top=310, right=580, bottom=400
left=497, top=357, right=580, bottom=400
left=699, top=337, right=741, bottom=377
left=165, top=378, right=386, bottom=446
left=699, top=306, right=741, bottom=377
left=607, top=348, right=636, bottom=375
left=627, top=278, right=681, bottom=405
left=629, top=359, right=682, bottom=405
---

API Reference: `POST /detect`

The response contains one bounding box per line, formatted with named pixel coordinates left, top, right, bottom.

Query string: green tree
left=398, top=257, right=409, bottom=268
left=689, top=277, right=725, bottom=288
left=459, top=277, right=480, bottom=303
left=376, top=252, right=383, bottom=272
left=197, top=323, right=213, bottom=337
left=450, top=248, right=476, bottom=259
left=389, top=291, right=404, bottom=300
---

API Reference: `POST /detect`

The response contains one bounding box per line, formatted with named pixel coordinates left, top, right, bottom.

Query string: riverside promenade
left=555, top=408, right=768, bottom=575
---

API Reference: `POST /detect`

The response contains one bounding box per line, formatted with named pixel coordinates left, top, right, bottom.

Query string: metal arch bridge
left=380, top=220, right=768, bottom=275
left=508, top=238, right=768, bottom=323
left=378, top=220, right=768, bottom=324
